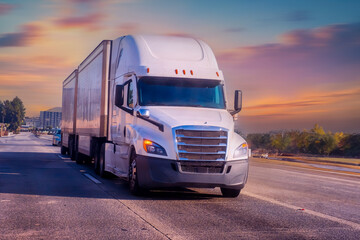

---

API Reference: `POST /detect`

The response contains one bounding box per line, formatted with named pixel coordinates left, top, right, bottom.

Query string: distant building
left=39, top=107, right=62, bottom=129
left=24, top=116, right=40, bottom=128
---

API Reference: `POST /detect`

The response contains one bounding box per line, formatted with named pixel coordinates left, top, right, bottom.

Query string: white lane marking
left=253, top=165, right=360, bottom=186
left=243, top=191, right=360, bottom=230
left=83, top=173, right=102, bottom=184
left=0, top=200, right=10, bottom=202
left=0, top=172, right=21, bottom=175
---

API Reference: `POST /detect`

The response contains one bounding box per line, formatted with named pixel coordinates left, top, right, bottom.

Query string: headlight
left=233, top=143, right=248, bottom=159
left=143, top=139, right=167, bottom=156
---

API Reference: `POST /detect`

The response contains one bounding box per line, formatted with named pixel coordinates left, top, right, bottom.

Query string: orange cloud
left=309, top=88, right=360, bottom=99
left=245, top=88, right=360, bottom=112
left=237, top=88, right=360, bottom=132
left=116, top=23, right=139, bottom=35
left=0, top=54, right=72, bottom=68
left=0, top=71, right=63, bottom=117
left=54, top=13, right=105, bottom=31
left=164, top=32, right=196, bottom=38
left=246, top=100, right=324, bottom=111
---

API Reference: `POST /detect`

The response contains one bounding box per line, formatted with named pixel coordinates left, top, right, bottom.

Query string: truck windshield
left=138, top=77, right=226, bottom=109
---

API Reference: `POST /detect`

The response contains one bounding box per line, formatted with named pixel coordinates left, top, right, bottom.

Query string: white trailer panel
left=61, top=70, right=78, bottom=147
left=76, top=40, right=111, bottom=138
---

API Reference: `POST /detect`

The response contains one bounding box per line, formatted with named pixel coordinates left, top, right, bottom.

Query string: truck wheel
left=69, top=139, right=75, bottom=160
left=94, top=143, right=100, bottom=175
left=99, top=144, right=109, bottom=178
left=76, top=151, right=84, bottom=164
left=61, top=146, right=67, bottom=155
left=129, top=155, right=142, bottom=195
left=220, top=188, right=241, bottom=198
left=70, top=146, right=75, bottom=160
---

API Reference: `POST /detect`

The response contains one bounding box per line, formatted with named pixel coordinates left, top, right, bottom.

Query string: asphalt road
left=1, top=132, right=359, bottom=239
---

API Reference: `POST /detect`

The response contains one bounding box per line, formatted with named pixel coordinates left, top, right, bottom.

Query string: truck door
left=115, top=75, right=137, bottom=174
left=111, top=79, right=121, bottom=144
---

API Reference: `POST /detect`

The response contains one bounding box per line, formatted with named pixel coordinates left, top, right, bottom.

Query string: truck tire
left=69, top=139, right=75, bottom=160
left=61, top=146, right=67, bottom=155
left=99, top=144, right=109, bottom=178
left=75, top=151, right=84, bottom=164
left=69, top=146, right=75, bottom=160
left=94, top=142, right=100, bottom=175
left=129, top=153, right=145, bottom=196
left=220, top=188, right=241, bottom=198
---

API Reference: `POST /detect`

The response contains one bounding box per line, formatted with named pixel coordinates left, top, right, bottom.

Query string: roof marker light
left=147, top=68, right=150, bottom=73
left=183, top=70, right=186, bottom=75
left=216, top=72, right=219, bottom=77
left=175, top=69, right=178, bottom=74
left=190, top=70, right=193, bottom=75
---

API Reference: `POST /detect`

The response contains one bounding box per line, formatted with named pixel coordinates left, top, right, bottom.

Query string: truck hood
left=145, top=106, right=234, bottom=130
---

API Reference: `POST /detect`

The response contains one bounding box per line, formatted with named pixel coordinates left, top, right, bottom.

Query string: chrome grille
left=175, top=127, right=228, bottom=161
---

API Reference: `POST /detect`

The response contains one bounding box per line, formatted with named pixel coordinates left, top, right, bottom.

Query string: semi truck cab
left=61, top=35, right=248, bottom=197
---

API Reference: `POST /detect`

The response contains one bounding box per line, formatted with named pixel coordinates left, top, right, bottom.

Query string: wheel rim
left=130, top=160, right=137, bottom=190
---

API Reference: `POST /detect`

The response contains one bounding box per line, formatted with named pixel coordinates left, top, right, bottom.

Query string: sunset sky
left=0, top=0, right=359, bottom=133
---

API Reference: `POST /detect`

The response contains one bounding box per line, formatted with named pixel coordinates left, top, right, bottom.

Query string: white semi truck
left=61, top=35, right=248, bottom=197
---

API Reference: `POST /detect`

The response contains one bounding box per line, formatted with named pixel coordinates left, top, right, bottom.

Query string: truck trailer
left=61, top=35, right=248, bottom=197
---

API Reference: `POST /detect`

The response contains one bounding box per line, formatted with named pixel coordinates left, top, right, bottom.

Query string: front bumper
left=136, top=155, right=249, bottom=189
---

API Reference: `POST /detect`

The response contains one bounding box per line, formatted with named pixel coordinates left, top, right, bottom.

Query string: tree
left=1, top=97, right=26, bottom=132
left=3, top=100, right=13, bottom=124
left=247, top=133, right=271, bottom=150
left=245, top=124, right=359, bottom=157
left=323, top=132, right=336, bottom=155
left=340, top=134, right=360, bottom=157
left=0, top=100, right=5, bottom=123
left=11, top=96, right=26, bottom=131
left=271, top=132, right=291, bottom=153
left=311, top=123, right=325, bottom=135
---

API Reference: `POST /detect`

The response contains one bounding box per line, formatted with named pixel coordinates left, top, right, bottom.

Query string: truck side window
left=127, top=82, right=134, bottom=108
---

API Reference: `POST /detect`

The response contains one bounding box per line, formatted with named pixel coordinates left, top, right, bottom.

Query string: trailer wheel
left=220, top=188, right=241, bottom=198
left=129, top=154, right=142, bottom=195
left=61, top=146, right=67, bottom=155
left=99, top=144, right=109, bottom=178
left=75, top=151, right=84, bottom=164
left=69, top=138, right=75, bottom=160
left=94, top=142, right=100, bottom=175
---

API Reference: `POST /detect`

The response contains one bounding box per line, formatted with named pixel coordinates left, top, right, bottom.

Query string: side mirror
left=231, top=90, right=242, bottom=115
left=115, top=85, right=124, bottom=108
left=137, top=109, right=150, bottom=118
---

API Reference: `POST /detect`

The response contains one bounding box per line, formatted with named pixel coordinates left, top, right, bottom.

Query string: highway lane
left=1, top=132, right=359, bottom=239
left=244, top=160, right=360, bottom=225
left=0, top=133, right=166, bottom=239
